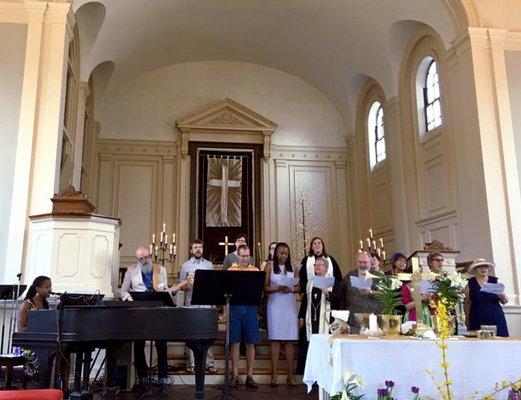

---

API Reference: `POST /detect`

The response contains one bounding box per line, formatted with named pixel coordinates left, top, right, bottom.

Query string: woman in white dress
left=264, top=242, right=299, bottom=386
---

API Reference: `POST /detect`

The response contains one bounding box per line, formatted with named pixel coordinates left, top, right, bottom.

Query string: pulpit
left=25, top=186, right=121, bottom=297
left=409, top=239, right=460, bottom=275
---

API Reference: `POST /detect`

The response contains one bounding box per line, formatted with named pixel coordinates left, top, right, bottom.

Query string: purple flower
left=411, top=386, right=420, bottom=394
left=381, top=388, right=389, bottom=397
left=385, top=380, right=395, bottom=388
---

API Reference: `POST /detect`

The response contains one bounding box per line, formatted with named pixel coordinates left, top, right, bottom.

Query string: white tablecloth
left=304, top=334, right=521, bottom=399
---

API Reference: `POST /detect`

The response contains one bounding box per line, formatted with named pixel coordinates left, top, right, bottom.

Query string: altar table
left=303, top=334, right=521, bottom=399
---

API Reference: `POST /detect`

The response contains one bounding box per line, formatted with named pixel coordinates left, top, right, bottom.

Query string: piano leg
left=186, top=340, right=214, bottom=400
left=69, top=351, right=93, bottom=400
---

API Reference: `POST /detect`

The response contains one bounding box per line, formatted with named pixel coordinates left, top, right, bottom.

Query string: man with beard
left=179, top=239, right=217, bottom=374
left=119, top=245, right=172, bottom=393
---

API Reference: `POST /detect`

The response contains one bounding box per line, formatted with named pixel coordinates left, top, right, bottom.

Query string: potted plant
left=431, top=273, right=466, bottom=335
left=365, top=271, right=403, bottom=335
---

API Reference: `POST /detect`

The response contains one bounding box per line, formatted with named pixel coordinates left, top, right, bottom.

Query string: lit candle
left=380, top=238, right=384, bottom=248
left=172, top=233, right=176, bottom=244
left=152, top=234, right=156, bottom=244
left=372, top=240, right=376, bottom=249
left=369, top=313, right=378, bottom=332
left=359, top=240, right=363, bottom=250
left=149, top=244, right=153, bottom=254
left=165, top=234, right=168, bottom=245
left=154, top=245, right=158, bottom=256
left=377, top=248, right=381, bottom=257
left=162, top=222, right=166, bottom=232
left=382, top=250, right=386, bottom=261
left=169, top=244, right=173, bottom=255
left=366, top=238, right=371, bottom=249
left=369, top=228, right=373, bottom=238
left=160, top=232, right=164, bottom=243
left=173, top=245, right=177, bottom=256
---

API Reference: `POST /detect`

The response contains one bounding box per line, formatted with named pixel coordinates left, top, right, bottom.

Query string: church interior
left=1, top=0, right=521, bottom=398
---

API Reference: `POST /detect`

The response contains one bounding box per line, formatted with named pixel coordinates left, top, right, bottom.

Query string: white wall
left=505, top=51, right=521, bottom=194
left=98, top=61, right=347, bottom=147
left=0, top=23, right=27, bottom=274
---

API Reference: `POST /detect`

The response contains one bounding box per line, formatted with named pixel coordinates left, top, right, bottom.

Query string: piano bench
left=0, top=389, right=63, bottom=400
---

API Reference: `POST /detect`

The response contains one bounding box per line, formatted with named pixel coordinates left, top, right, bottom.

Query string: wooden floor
left=94, top=384, right=317, bottom=400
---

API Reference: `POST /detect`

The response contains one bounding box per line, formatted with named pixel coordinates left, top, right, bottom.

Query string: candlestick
left=169, top=244, right=173, bottom=255
left=172, top=233, right=176, bottom=244
left=149, top=244, right=153, bottom=254
left=382, top=250, right=386, bottom=261
left=379, top=238, right=384, bottom=248
left=366, top=238, right=371, bottom=249
left=173, top=245, right=176, bottom=256
left=369, top=228, right=373, bottom=238
left=372, top=240, right=376, bottom=249
left=154, top=245, right=158, bottom=256
left=162, top=222, right=166, bottom=232
left=412, top=257, right=420, bottom=273
left=377, top=248, right=381, bottom=257
left=369, top=313, right=378, bottom=332
left=152, top=234, right=156, bottom=244
left=160, top=232, right=164, bottom=243
left=359, top=240, right=363, bottom=250
left=165, top=234, right=168, bottom=245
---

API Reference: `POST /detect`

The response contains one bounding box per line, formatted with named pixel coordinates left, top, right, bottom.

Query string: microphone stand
left=10, top=273, right=23, bottom=348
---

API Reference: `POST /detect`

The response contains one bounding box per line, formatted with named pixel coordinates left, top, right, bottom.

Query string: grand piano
left=12, top=303, right=219, bottom=399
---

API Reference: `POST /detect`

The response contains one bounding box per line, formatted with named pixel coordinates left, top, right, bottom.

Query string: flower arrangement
left=12, top=346, right=39, bottom=377
left=376, top=380, right=421, bottom=400
left=365, top=270, right=402, bottom=315
left=431, top=273, right=466, bottom=312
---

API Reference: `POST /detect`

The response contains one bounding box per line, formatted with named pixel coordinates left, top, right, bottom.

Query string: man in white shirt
left=179, top=239, right=217, bottom=374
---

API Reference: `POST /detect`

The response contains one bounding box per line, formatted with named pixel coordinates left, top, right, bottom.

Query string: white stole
left=305, top=279, right=331, bottom=341
left=305, top=255, right=334, bottom=280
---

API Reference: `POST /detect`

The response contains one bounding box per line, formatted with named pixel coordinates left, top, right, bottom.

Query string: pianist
left=119, top=245, right=171, bottom=392
left=17, top=275, right=52, bottom=332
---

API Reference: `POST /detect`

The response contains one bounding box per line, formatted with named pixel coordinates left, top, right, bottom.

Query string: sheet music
left=480, top=282, right=505, bottom=295
left=349, top=276, right=372, bottom=289
left=313, top=276, right=335, bottom=289
left=279, top=275, right=299, bottom=287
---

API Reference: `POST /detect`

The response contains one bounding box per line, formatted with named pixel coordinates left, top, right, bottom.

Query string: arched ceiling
left=73, top=0, right=457, bottom=129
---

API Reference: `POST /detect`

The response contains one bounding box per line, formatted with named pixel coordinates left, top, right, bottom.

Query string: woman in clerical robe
left=296, top=257, right=342, bottom=373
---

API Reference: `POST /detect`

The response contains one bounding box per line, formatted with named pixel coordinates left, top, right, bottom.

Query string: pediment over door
left=175, top=98, right=277, bottom=159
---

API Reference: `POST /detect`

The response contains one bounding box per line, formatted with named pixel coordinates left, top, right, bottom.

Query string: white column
left=72, top=82, right=89, bottom=189
left=385, top=97, right=411, bottom=252
left=5, top=1, right=73, bottom=282
left=334, top=160, right=349, bottom=269
left=445, top=28, right=521, bottom=303
left=274, top=159, right=290, bottom=242
left=176, top=153, right=191, bottom=272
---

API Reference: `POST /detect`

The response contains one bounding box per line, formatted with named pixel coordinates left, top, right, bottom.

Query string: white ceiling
left=73, top=0, right=456, bottom=127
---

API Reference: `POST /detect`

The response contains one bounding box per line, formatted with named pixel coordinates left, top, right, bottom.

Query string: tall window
left=423, top=59, right=442, bottom=131
left=368, top=101, right=386, bottom=169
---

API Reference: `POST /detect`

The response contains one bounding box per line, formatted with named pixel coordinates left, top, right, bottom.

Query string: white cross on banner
left=206, top=156, right=242, bottom=227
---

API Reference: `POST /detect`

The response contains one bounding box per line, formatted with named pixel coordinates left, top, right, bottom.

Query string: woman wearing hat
left=464, top=258, right=509, bottom=337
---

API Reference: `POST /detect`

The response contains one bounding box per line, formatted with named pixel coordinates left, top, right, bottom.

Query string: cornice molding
left=96, top=139, right=177, bottom=157
left=271, top=145, right=348, bottom=161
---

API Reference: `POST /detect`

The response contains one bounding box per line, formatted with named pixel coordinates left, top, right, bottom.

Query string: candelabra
left=150, top=223, right=177, bottom=267
left=358, top=228, right=386, bottom=266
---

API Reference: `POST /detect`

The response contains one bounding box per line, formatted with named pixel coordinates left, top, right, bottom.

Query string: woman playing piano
left=17, top=275, right=52, bottom=332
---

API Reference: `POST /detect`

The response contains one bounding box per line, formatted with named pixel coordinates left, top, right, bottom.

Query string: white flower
left=390, top=278, right=402, bottom=290
left=364, top=271, right=380, bottom=281
left=352, top=374, right=364, bottom=389
left=448, top=273, right=466, bottom=288
left=341, top=389, right=349, bottom=400
left=343, top=370, right=353, bottom=384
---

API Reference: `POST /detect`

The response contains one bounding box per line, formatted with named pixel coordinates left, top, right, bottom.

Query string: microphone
left=50, top=291, right=64, bottom=296
left=16, top=273, right=22, bottom=279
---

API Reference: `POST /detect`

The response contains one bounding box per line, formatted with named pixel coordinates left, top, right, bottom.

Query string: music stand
left=58, top=293, right=105, bottom=307
left=191, top=270, right=265, bottom=400
left=125, top=291, right=174, bottom=399
left=0, top=284, right=27, bottom=354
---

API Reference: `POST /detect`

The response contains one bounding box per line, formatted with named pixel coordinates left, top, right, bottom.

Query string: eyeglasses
left=138, top=255, right=151, bottom=262
left=433, top=258, right=444, bottom=262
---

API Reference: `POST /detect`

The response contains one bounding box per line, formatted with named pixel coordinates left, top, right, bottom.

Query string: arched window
left=368, top=101, right=386, bottom=169
left=423, top=59, right=442, bottom=131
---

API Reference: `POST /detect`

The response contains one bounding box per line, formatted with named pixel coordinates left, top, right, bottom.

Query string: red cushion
left=0, top=389, right=63, bottom=400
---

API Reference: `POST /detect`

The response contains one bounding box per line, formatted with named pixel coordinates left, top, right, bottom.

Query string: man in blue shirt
left=179, top=239, right=217, bottom=373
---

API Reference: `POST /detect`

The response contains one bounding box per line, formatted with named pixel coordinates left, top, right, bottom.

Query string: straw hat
left=467, top=258, right=495, bottom=274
